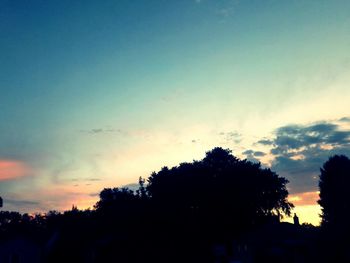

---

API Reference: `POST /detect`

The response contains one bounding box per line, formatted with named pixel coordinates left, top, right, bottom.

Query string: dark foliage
left=147, top=147, right=293, bottom=229
left=317, top=155, right=350, bottom=262
left=2, top=147, right=327, bottom=263
left=318, top=155, right=350, bottom=227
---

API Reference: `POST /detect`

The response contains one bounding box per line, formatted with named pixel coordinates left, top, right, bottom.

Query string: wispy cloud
left=253, top=151, right=266, bottom=157
left=216, top=0, right=240, bottom=19
left=256, top=138, right=274, bottom=146
left=242, top=149, right=265, bottom=163
left=219, top=131, right=242, bottom=144
left=5, top=199, right=40, bottom=207
left=79, top=128, right=122, bottom=135
left=86, top=178, right=101, bottom=182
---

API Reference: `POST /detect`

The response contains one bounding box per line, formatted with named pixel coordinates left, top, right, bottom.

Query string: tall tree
left=318, top=155, right=350, bottom=227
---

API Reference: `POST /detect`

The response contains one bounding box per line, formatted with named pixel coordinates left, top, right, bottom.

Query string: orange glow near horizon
left=28, top=183, right=103, bottom=212
left=284, top=191, right=321, bottom=226
left=0, top=159, right=31, bottom=181
left=289, top=191, right=320, bottom=206
left=283, top=204, right=321, bottom=226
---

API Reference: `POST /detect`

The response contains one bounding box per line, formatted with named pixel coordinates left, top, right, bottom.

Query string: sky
left=1, top=0, right=350, bottom=225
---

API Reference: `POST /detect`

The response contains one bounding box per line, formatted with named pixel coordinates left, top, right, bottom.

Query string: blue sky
left=1, top=0, right=350, bottom=224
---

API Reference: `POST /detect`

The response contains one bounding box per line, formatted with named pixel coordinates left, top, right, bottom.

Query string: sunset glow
left=1, top=1, right=350, bottom=227
left=0, top=160, right=31, bottom=181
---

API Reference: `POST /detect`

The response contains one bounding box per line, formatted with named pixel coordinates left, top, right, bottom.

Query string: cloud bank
left=253, top=118, right=350, bottom=194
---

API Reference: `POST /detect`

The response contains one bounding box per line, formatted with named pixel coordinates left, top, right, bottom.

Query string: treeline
left=0, top=147, right=349, bottom=262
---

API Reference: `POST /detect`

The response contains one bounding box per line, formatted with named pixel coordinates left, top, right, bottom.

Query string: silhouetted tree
left=136, top=176, right=148, bottom=199
left=147, top=147, right=293, bottom=236
left=317, top=155, right=350, bottom=262
left=95, top=187, right=138, bottom=213
left=94, top=187, right=147, bottom=228
left=318, top=155, right=350, bottom=227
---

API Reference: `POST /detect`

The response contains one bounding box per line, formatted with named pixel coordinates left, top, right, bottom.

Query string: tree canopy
left=147, top=147, right=293, bottom=232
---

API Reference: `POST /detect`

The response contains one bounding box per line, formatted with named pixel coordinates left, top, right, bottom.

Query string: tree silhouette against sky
left=318, top=154, right=350, bottom=228
left=147, top=147, right=293, bottom=235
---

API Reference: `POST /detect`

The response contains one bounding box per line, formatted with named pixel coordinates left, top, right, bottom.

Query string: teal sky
left=1, top=0, right=350, bottom=224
